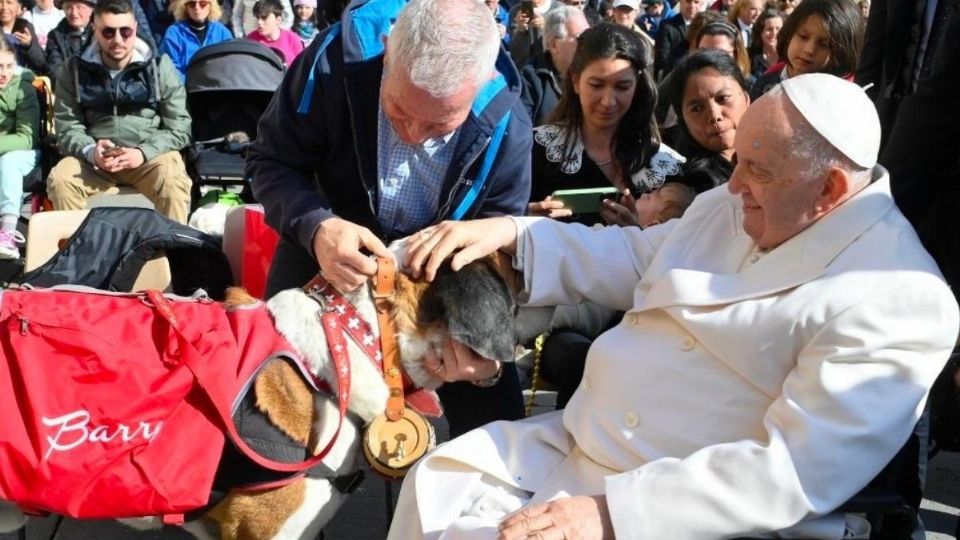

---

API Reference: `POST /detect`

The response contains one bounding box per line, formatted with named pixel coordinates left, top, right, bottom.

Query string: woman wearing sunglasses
left=161, top=0, right=232, bottom=82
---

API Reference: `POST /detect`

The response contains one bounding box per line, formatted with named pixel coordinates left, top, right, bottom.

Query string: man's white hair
left=767, top=85, right=871, bottom=186
left=388, top=0, right=500, bottom=98
left=542, top=6, right=586, bottom=49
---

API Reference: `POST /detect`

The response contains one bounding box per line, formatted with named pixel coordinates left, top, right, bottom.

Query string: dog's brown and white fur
left=0, top=248, right=528, bottom=540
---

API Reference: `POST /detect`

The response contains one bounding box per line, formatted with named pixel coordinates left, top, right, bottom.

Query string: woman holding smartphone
left=528, top=23, right=684, bottom=227
left=0, top=0, right=45, bottom=74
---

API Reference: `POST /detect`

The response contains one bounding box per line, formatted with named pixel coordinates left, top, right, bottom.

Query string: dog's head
left=386, top=252, right=522, bottom=390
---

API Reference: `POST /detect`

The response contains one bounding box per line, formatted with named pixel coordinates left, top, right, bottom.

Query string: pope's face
left=727, top=96, right=826, bottom=250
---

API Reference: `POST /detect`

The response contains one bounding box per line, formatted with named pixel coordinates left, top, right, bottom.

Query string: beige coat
left=389, top=169, right=960, bottom=540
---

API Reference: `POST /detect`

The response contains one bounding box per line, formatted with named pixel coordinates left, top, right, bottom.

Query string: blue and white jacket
left=246, top=0, right=533, bottom=252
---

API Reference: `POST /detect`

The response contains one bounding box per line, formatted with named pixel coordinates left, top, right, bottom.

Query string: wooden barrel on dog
left=363, top=408, right=436, bottom=479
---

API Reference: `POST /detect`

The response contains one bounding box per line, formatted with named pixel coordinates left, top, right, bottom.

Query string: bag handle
left=144, top=290, right=348, bottom=473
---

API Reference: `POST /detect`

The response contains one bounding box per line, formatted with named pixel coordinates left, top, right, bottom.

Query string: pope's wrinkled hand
left=498, top=495, right=614, bottom=540
left=405, top=217, right=518, bottom=282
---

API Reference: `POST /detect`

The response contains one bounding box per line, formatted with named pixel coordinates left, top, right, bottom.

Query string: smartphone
left=103, top=146, right=125, bottom=158
left=520, top=0, right=535, bottom=19
left=550, top=187, right=619, bottom=215
left=11, top=19, right=28, bottom=34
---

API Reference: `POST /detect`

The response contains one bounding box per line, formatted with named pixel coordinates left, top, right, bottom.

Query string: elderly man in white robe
left=392, top=73, right=960, bottom=540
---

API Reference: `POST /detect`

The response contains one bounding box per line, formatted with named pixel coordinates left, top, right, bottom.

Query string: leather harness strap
left=372, top=257, right=405, bottom=422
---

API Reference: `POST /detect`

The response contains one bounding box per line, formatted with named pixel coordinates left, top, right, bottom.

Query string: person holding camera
left=0, top=0, right=45, bottom=74
left=508, top=0, right=556, bottom=67
left=47, top=0, right=193, bottom=223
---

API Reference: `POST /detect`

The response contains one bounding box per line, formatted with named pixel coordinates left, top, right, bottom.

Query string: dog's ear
left=485, top=251, right=523, bottom=300
left=418, top=258, right=517, bottom=364
left=254, top=358, right=315, bottom=446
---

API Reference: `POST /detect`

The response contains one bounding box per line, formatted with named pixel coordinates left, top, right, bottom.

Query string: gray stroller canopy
left=185, top=40, right=286, bottom=94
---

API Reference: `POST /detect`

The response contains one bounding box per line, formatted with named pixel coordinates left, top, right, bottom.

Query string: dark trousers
left=265, top=239, right=525, bottom=438
left=538, top=330, right=592, bottom=410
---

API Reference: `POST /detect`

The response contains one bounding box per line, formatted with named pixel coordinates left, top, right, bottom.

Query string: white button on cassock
left=680, top=336, right=696, bottom=351
left=624, top=411, right=640, bottom=428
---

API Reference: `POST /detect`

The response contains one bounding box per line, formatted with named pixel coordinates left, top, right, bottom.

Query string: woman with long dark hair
left=669, top=49, right=751, bottom=163
left=529, top=22, right=684, bottom=227
left=747, top=8, right=784, bottom=78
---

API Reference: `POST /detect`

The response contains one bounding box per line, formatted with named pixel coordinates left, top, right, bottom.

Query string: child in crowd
left=231, top=0, right=290, bottom=37
left=634, top=181, right=696, bottom=228
left=0, top=38, right=37, bottom=259
left=21, top=0, right=62, bottom=49
left=245, top=0, right=303, bottom=65
left=750, top=0, right=864, bottom=99
left=291, top=0, right=318, bottom=47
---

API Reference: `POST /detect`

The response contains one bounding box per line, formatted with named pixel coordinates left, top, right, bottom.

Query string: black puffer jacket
left=519, top=52, right=562, bottom=127
left=45, top=19, right=91, bottom=84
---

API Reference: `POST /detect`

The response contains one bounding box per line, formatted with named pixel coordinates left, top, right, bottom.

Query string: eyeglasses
left=98, top=26, right=134, bottom=40
left=185, top=1, right=210, bottom=8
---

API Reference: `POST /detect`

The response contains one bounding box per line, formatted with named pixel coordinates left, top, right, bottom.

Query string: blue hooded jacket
left=246, top=0, right=533, bottom=252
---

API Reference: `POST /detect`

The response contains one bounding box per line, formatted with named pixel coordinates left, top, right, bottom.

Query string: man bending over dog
left=392, top=74, right=960, bottom=539
left=247, top=0, right=533, bottom=436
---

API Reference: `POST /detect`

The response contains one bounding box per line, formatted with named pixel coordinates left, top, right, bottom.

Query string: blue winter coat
left=246, top=0, right=533, bottom=252
left=160, top=20, right=233, bottom=82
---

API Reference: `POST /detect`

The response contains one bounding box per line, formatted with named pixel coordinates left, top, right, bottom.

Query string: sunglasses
left=185, top=1, right=210, bottom=8
left=98, top=26, right=134, bottom=40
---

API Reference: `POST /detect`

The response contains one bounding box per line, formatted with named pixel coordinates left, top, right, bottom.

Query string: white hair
left=388, top=0, right=500, bottom=98
left=767, top=85, right=871, bottom=185
left=542, top=6, right=586, bottom=49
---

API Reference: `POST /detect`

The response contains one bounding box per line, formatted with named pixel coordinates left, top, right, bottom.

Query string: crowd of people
left=0, top=0, right=350, bottom=259
left=0, top=0, right=956, bottom=535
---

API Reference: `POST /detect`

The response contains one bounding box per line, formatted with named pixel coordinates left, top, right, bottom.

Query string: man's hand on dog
left=314, top=217, right=392, bottom=292
left=406, top=217, right=519, bottom=282
left=422, top=338, right=500, bottom=384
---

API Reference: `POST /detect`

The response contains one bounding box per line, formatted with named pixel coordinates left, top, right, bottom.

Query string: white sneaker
left=0, top=230, right=24, bottom=260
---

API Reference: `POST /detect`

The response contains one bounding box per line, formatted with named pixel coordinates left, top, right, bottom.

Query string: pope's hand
left=312, top=217, right=392, bottom=292
left=405, top=217, right=518, bottom=282
left=498, top=495, right=614, bottom=540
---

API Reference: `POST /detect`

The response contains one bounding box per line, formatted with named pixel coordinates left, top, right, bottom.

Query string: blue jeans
left=0, top=149, right=38, bottom=217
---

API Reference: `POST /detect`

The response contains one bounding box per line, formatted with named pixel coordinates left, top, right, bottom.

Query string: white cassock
left=387, top=169, right=960, bottom=540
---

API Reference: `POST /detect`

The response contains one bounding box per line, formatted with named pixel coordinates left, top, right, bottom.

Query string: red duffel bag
left=0, top=287, right=340, bottom=521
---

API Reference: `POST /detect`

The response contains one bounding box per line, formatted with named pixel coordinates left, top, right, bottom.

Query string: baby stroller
left=184, top=40, right=285, bottom=191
